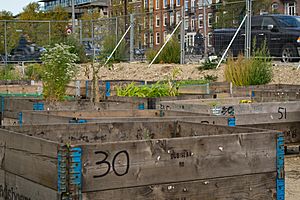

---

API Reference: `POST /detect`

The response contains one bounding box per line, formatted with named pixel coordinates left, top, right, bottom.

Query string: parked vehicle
left=7, top=35, right=45, bottom=62
left=213, top=14, right=300, bottom=62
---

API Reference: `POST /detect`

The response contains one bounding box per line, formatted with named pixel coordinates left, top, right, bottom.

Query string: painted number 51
left=278, top=107, right=287, bottom=120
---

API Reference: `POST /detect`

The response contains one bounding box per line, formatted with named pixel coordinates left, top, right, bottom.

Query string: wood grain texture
left=82, top=172, right=277, bottom=200
left=80, top=131, right=276, bottom=192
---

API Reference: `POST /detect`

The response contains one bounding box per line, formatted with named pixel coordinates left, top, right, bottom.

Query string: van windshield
left=276, top=16, right=300, bottom=27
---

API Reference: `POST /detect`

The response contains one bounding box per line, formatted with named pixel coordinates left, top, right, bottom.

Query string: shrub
left=101, top=35, right=127, bottom=62
left=224, top=42, right=272, bottom=86
left=0, top=65, right=21, bottom=80
left=25, top=63, right=43, bottom=80
left=51, top=36, right=87, bottom=63
left=146, top=37, right=180, bottom=64
left=41, top=43, right=78, bottom=101
left=198, top=57, right=218, bottom=70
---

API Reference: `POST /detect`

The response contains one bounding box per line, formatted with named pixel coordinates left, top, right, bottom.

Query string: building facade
left=39, top=0, right=109, bottom=17
left=271, top=0, right=300, bottom=15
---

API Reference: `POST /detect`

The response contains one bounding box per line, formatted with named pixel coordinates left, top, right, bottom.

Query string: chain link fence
left=1, top=1, right=300, bottom=64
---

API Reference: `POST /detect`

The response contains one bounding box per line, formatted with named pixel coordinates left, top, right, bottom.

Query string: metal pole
left=115, top=17, right=118, bottom=45
left=104, top=25, right=132, bottom=65
left=149, top=20, right=183, bottom=67
left=71, top=0, right=75, bottom=33
left=79, top=20, right=83, bottom=44
left=180, top=3, right=185, bottom=64
left=203, top=0, right=208, bottom=58
left=130, top=14, right=135, bottom=62
left=48, top=21, right=51, bottom=45
left=4, top=21, right=8, bottom=66
left=216, top=15, right=247, bottom=69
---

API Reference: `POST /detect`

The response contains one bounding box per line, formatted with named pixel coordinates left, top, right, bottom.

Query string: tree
left=0, top=10, right=13, bottom=20
left=214, top=0, right=272, bottom=28
left=41, top=44, right=78, bottom=101
left=0, top=11, right=14, bottom=54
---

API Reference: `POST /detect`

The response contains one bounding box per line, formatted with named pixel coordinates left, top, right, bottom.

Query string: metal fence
left=1, top=0, right=300, bottom=64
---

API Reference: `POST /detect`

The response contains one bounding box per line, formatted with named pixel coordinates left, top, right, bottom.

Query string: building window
left=177, top=0, right=180, bottom=7
left=163, top=31, right=167, bottom=42
left=191, top=0, right=195, bottom=9
left=164, top=13, right=168, bottom=26
left=208, top=13, right=213, bottom=27
left=144, top=0, right=148, bottom=8
left=156, top=0, right=160, bottom=9
left=150, top=33, right=153, bottom=47
left=156, top=15, right=160, bottom=27
left=144, top=33, right=148, bottom=46
left=163, top=0, right=167, bottom=8
left=185, top=16, right=189, bottom=30
left=285, top=2, right=297, bottom=15
left=156, top=32, right=160, bottom=44
left=198, top=0, right=203, bottom=9
left=170, top=12, right=174, bottom=25
left=191, top=17, right=195, bottom=31
left=185, top=0, right=189, bottom=11
left=170, top=0, right=174, bottom=7
left=208, top=32, right=212, bottom=47
left=176, top=12, right=181, bottom=23
left=198, top=14, right=203, bottom=28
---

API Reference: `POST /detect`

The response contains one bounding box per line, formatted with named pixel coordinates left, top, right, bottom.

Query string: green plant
left=101, top=35, right=127, bottom=62
left=224, top=41, right=272, bottom=86
left=178, top=79, right=209, bottom=85
left=0, top=65, right=21, bottom=80
left=41, top=43, right=78, bottom=101
left=204, top=75, right=218, bottom=82
left=198, top=58, right=218, bottom=70
left=25, top=63, right=43, bottom=80
left=146, top=37, right=180, bottom=64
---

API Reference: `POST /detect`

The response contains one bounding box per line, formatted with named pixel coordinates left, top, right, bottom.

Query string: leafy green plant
left=41, top=43, right=78, bottom=101
left=178, top=79, right=209, bottom=85
left=198, top=58, right=218, bottom=70
left=146, top=37, right=180, bottom=64
left=25, top=63, right=43, bottom=80
left=0, top=65, right=21, bottom=80
left=204, top=75, right=218, bottom=82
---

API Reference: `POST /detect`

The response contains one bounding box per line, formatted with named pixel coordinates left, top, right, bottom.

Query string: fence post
left=48, top=21, right=51, bottom=45
left=203, top=0, right=208, bottom=59
left=180, top=6, right=185, bottom=64
left=79, top=20, right=83, bottom=44
left=4, top=21, right=8, bottom=66
left=245, top=0, right=252, bottom=58
left=130, top=14, right=135, bottom=62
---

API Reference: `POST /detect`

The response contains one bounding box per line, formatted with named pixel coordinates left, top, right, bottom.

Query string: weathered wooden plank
left=0, top=169, right=57, bottom=200
left=83, top=172, right=277, bottom=200
left=0, top=129, right=58, bottom=190
left=80, top=131, right=276, bottom=192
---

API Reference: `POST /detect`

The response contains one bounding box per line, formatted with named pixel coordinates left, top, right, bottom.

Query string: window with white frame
left=163, top=31, right=167, bottom=42
left=164, top=13, right=168, bottom=26
left=163, top=0, right=167, bottom=8
left=150, top=33, right=153, bottom=47
left=144, top=33, right=148, bottom=46
left=176, top=0, right=180, bottom=6
left=185, top=0, right=189, bottom=11
left=170, top=0, right=174, bottom=7
left=156, top=0, right=160, bottom=9
left=150, top=18, right=153, bottom=27
left=144, top=0, right=148, bottom=8
left=185, top=16, right=189, bottom=30
left=191, top=0, right=195, bottom=10
left=170, top=12, right=174, bottom=25
left=198, top=14, right=203, bottom=28
left=191, top=17, right=195, bottom=31
left=207, top=32, right=212, bottom=47
left=198, top=0, right=203, bottom=9
left=208, top=13, right=213, bottom=27
left=176, top=12, right=181, bottom=23
left=156, top=32, right=160, bottom=44
left=156, top=15, right=160, bottom=27
left=285, top=2, right=297, bottom=15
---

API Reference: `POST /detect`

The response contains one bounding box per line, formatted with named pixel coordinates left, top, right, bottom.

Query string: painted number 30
left=93, top=150, right=130, bottom=178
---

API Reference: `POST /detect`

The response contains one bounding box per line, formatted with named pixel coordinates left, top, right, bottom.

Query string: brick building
left=271, top=0, right=300, bottom=15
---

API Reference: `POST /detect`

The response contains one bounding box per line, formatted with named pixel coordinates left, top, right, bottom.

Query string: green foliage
left=101, top=35, right=127, bottom=62
left=225, top=41, right=272, bottom=86
left=25, top=63, right=43, bottom=80
left=146, top=37, right=180, bottom=64
left=198, top=58, right=218, bottom=70
left=51, top=36, right=87, bottom=63
left=41, top=44, right=78, bottom=101
left=177, top=79, right=209, bottom=86
left=0, top=10, right=13, bottom=20
left=204, top=75, right=218, bottom=82
left=0, top=65, right=21, bottom=80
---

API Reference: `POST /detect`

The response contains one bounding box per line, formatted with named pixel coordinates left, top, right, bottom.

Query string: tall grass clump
left=146, top=37, right=180, bottom=64
left=225, top=41, right=272, bottom=86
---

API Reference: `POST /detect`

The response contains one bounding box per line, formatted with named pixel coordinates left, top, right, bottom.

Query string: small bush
left=198, top=58, right=218, bottom=70
left=225, top=42, right=272, bottom=86
left=0, top=65, right=21, bottom=80
left=146, top=37, right=180, bottom=64
left=25, top=63, right=43, bottom=80
left=101, top=35, right=127, bottom=62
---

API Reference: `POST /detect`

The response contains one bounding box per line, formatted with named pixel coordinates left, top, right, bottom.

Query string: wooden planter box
left=0, top=121, right=284, bottom=199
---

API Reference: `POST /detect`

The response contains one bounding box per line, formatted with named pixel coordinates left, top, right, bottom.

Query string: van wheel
left=281, top=44, right=298, bottom=62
